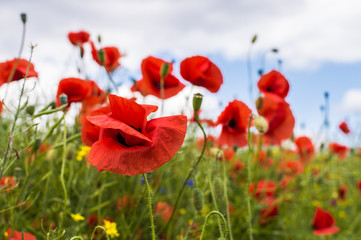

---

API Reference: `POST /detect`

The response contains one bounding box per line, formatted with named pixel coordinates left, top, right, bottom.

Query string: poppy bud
left=214, top=177, right=224, bottom=200
left=251, top=34, right=257, bottom=44
left=20, top=13, right=27, bottom=24
left=271, top=48, right=278, bottom=53
left=26, top=105, right=35, bottom=116
left=254, top=116, right=268, bottom=133
left=50, top=101, right=56, bottom=109
left=59, top=94, right=68, bottom=105
left=97, top=49, right=105, bottom=65
left=34, top=138, right=42, bottom=151
left=160, top=63, right=170, bottom=79
left=256, top=97, right=263, bottom=110
left=324, top=91, right=329, bottom=99
left=193, top=93, right=203, bottom=112
left=46, top=149, right=56, bottom=161
left=97, top=35, right=102, bottom=43
left=192, top=188, right=204, bottom=213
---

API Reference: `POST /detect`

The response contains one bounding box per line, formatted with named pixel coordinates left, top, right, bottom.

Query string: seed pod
left=193, top=93, right=203, bottom=112
left=192, top=188, right=204, bottom=213
left=214, top=177, right=224, bottom=200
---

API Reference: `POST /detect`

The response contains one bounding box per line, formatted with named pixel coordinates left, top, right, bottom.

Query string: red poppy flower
left=6, top=228, right=36, bottom=240
left=156, top=202, right=174, bottom=222
left=81, top=106, right=111, bottom=147
left=221, top=147, right=235, bottom=161
left=131, top=56, right=185, bottom=99
left=260, top=204, right=278, bottom=224
left=0, top=176, right=16, bottom=192
left=196, top=135, right=216, bottom=149
left=256, top=93, right=295, bottom=145
left=257, top=70, right=289, bottom=99
left=90, top=41, right=122, bottom=72
left=257, top=150, right=274, bottom=169
left=312, top=207, right=340, bottom=236
left=249, top=180, right=277, bottom=200
left=294, top=136, right=314, bottom=163
left=338, top=185, right=347, bottom=200
left=68, top=31, right=90, bottom=46
left=328, top=142, right=349, bottom=160
left=55, top=78, right=105, bottom=108
left=180, top=55, right=223, bottom=93
left=216, top=100, right=252, bottom=147
left=279, top=160, right=304, bottom=176
left=87, top=94, right=187, bottom=176
left=339, top=121, right=350, bottom=134
left=0, top=100, right=3, bottom=115
left=0, top=58, right=38, bottom=86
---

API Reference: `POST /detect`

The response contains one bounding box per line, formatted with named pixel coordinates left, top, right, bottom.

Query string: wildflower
left=131, top=56, right=185, bottom=99
left=156, top=202, right=174, bottom=222
left=68, top=31, right=90, bottom=46
left=312, top=207, right=340, bottom=236
left=0, top=58, right=38, bottom=86
left=256, top=93, right=295, bottom=145
left=5, top=228, right=36, bottom=240
left=76, top=146, right=91, bottom=161
left=257, top=70, right=289, bottom=99
left=180, top=55, right=223, bottom=93
left=294, top=136, right=314, bottom=163
left=103, top=219, right=120, bottom=238
left=249, top=180, right=277, bottom=200
left=339, top=121, right=350, bottom=134
left=216, top=99, right=252, bottom=147
left=329, top=142, right=349, bottom=160
left=0, top=176, right=16, bottom=192
left=338, top=185, right=347, bottom=200
left=90, top=41, right=122, bottom=72
left=87, top=94, right=187, bottom=175
left=55, top=78, right=105, bottom=108
left=70, top=213, right=85, bottom=222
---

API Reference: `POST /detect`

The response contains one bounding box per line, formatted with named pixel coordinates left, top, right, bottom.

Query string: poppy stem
left=142, top=173, right=156, bottom=240
left=4, top=13, right=27, bottom=100
left=199, top=211, right=227, bottom=240
left=159, top=111, right=207, bottom=234
left=105, top=70, right=118, bottom=92
left=0, top=45, right=35, bottom=180
left=59, top=112, right=68, bottom=237
left=246, top=114, right=254, bottom=240
left=218, top=151, right=234, bottom=240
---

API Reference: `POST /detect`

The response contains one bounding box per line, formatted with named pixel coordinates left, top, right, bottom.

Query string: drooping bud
left=254, top=115, right=268, bottom=133
left=59, top=93, right=68, bottom=105
left=33, top=138, right=42, bottom=151
left=20, top=13, right=27, bottom=24
left=192, top=188, right=204, bottom=213
left=193, top=93, right=203, bottom=112
left=160, top=63, right=170, bottom=79
left=26, top=105, right=35, bottom=115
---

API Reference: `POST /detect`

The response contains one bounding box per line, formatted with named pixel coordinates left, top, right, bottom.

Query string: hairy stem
left=143, top=173, right=156, bottom=240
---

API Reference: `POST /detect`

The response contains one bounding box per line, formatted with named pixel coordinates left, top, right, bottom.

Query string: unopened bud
left=193, top=93, right=203, bottom=112
left=20, top=13, right=27, bottom=24
left=160, top=63, right=170, bottom=79
left=256, top=97, right=263, bottom=110
left=26, top=105, right=35, bottom=115
left=34, top=138, right=42, bottom=151
left=192, top=188, right=204, bottom=213
left=97, top=49, right=105, bottom=65
left=271, top=48, right=278, bottom=53
left=251, top=34, right=257, bottom=44
left=254, top=115, right=268, bottom=133
left=97, top=35, right=102, bottom=43
left=59, top=93, right=68, bottom=105
left=50, top=101, right=56, bottom=109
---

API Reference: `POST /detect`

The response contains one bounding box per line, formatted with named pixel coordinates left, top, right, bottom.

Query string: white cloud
left=339, top=89, right=361, bottom=112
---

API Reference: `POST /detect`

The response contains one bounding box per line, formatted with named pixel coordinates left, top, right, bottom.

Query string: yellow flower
left=103, top=219, right=120, bottom=238
left=76, top=146, right=91, bottom=161
left=339, top=211, right=346, bottom=218
left=4, top=232, right=8, bottom=238
left=179, top=208, right=187, bottom=215
left=71, top=213, right=85, bottom=222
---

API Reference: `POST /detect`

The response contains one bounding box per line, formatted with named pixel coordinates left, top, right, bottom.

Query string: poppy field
left=2, top=13, right=361, bottom=240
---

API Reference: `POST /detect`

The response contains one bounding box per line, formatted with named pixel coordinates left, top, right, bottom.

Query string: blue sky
left=1, top=0, right=361, bottom=145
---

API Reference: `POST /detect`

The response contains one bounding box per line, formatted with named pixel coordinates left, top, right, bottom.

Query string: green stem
left=105, top=70, right=117, bottom=92
left=218, top=151, right=234, bottom=240
left=159, top=111, right=207, bottom=234
left=143, top=173, right=156, bottom=240
left=0, top=46, right=34, bottom=180
left=58, top=113, right=68, bottom=236
left=246, top=114, right=254, bottom=240
left=199, top=211, right=227, bottom=240
left=90, top=226, right=110, bottom=240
